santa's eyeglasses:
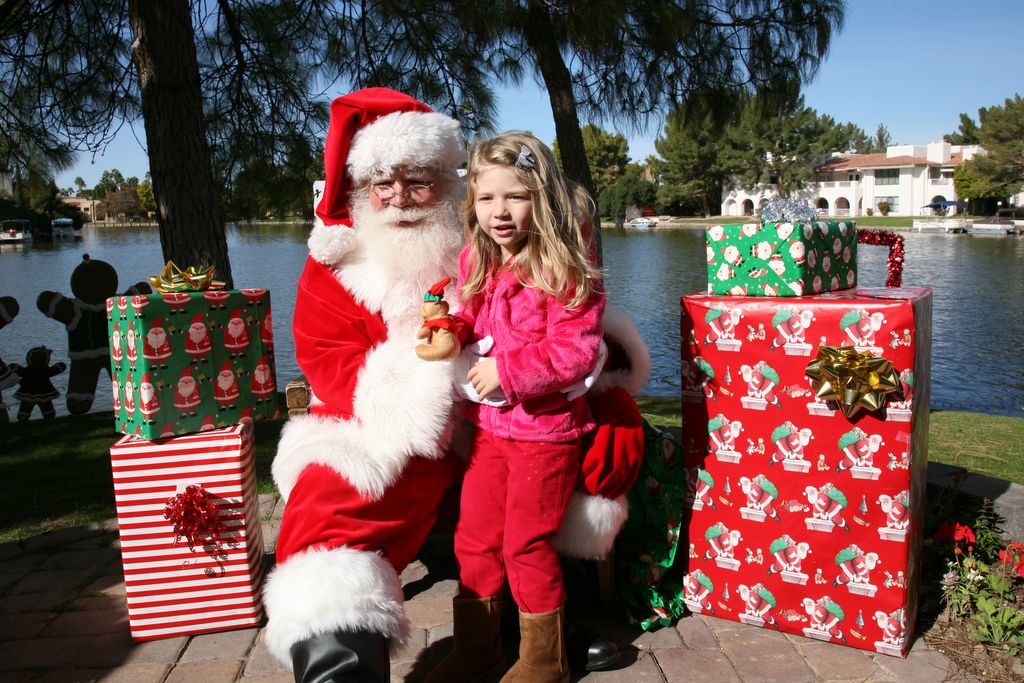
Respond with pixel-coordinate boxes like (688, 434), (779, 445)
(371, 178), (435, 203)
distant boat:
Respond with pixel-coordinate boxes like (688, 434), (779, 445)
(967, 218), (1019, 236)
(50, 217), (76, 238)
(629, 216), (657, 230)
(0, 219), (32, 244)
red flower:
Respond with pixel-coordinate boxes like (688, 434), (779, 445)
(954, 524), (976, 544)
(935, 522), (976, 545)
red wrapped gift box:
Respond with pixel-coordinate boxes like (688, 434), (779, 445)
(109, 422), (265, 641)
(679, 286), (931, 656)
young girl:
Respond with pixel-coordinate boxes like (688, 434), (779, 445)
(426, 132), (605, 683)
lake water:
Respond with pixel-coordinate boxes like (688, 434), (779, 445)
(1, 224), (1021, 418)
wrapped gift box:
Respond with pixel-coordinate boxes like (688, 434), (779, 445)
(706, 221), (857, 296)
(106, 288), (279, 439)
(679, 286), (931, 656)
(109, 422), (265, 641)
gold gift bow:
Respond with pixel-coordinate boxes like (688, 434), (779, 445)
(148, 261), (225, 292)
(805, 346), (900, 418)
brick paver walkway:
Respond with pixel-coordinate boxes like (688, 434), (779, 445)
(0, 494), (973, 682)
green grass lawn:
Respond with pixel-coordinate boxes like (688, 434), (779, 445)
(2, 401), (1021, 544)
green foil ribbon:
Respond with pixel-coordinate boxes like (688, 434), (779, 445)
(805, 345), (900, 418)
(149, 261), (225, 292)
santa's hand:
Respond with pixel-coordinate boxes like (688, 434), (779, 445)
(453, 336), (508, 406)
(563, 339), (609, 400)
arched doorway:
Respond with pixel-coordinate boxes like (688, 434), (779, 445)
(724, 199), (737, 216)
(930, 195), (948, 216)
(835, 197), (850, 217)
(816, 197), (829, 216)
(742, 199), (754, 216)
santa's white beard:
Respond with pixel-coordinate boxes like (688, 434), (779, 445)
(342, 195), (463, 329)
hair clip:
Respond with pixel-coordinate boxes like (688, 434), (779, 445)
(515, 146), (535, 170)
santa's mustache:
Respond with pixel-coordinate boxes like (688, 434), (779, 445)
(374, 205), (433, 225)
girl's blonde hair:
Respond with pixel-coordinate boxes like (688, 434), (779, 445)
(461, 132), (602, 309)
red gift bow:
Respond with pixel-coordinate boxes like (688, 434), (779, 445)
(163, 484), (226, 551)
(857, 230), (905, 288)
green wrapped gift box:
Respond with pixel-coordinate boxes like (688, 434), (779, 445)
(706, 221), (857, 296)
(106, 288), (279, 439)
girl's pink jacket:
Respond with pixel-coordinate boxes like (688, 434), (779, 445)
(455, 244), (606, 443)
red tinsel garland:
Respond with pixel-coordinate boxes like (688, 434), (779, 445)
(163, 484), (225, 551)
(857, 229), (905, 287)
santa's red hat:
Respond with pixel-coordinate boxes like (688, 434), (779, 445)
(229, 309), (242, 321)
(141, 373), (153, 385)
(309, 88), (465, 265)
(220, 361), (233, 373)
(151, 317), (165, 329)
(180, 367), (193, 379)
(191, 313), (204, 325)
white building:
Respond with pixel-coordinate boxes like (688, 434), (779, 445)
(721, 141), (983, 217)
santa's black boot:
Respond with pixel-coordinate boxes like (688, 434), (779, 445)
(289, 629), (389, 683)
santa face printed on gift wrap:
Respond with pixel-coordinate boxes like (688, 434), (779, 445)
(214, 362), (240, 408)
(223, 310), (250, 356)
(130, 294), (149, 317)
(185, 313), (212, 362)
(703, 522), (742, 562)
(769, 421), (813, 466)
(722, 245), (744, 268)
(738, 583), (777, 626)
(767, 534), (811, 578)
(835, 427), (884, 476)
(877, 490), (911, 531)
(683, 570), (715, 614)
(841, 309), (887, 349)
(174, 368), (201, 414)
(250, 356), (275, 400)
(110, 322), (123, 367)
(802, 596), (846, 643)
(739, 474), (780, 522)
(142, 318), (172, 366)
(123, 373), (136, 419)
(125, 321), (138, 369)
(788, 240), (805, 265)
(804, 482), (850, 532)
(750, 241), (774, 260)
(708, 414), (742, 457)
(111, 378), (121, 412)
(704, 306), (743, 346)
(833, 544), (880, 593)
(138, 373), (159, 423)
(873, 608), (906, 647)
(739, 361), (780, 409)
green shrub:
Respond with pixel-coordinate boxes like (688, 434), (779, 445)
(877, 201), (891, 216)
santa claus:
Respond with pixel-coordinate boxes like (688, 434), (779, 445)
(184, 313), (212, 362)
(141, 317), (172, 367)
(173, 367), (201, 416)
(137, 372), (160, 423)
(249, 355), (275, 402)
(263, 88), (647, 681)
(213, 361), (239, 409)
(222, 309), (250, 356)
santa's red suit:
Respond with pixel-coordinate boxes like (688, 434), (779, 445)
(263, 89), (469, 667)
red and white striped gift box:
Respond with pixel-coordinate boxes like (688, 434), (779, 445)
(109, 422), (265, 641)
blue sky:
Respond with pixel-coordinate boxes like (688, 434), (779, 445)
(57, 0), (1023, 189)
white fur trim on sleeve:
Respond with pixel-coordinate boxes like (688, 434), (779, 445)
(272, 336), (456, 501)
(308, 222), (358, 265)
(552, 492), (629, 560)
(262, 545), (410, 664)
(594, 304), (651, 396)
(347, 111), (465, 182)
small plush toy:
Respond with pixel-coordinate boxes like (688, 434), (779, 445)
(36, 254), (151, 414)
(11, 346), (66, 421)
(0, 296), (21, 424)
(415, 277), (464, 361)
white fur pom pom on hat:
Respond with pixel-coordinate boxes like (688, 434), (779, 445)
(347, 111), (465, 182)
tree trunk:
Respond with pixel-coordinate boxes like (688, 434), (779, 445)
(128, 0), (233, 288)
(521, 1), (602, 262)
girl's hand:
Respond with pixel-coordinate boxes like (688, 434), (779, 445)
(467, 358), (501, 399)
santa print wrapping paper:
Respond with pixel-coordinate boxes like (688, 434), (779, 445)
(707, 221), (857, 297)
(106, 288), (279, 439)
(109, 422), (265, 641)
(679, 286), (932, 657)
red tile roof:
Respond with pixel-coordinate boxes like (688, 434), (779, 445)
(816, 152), (966, 172)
